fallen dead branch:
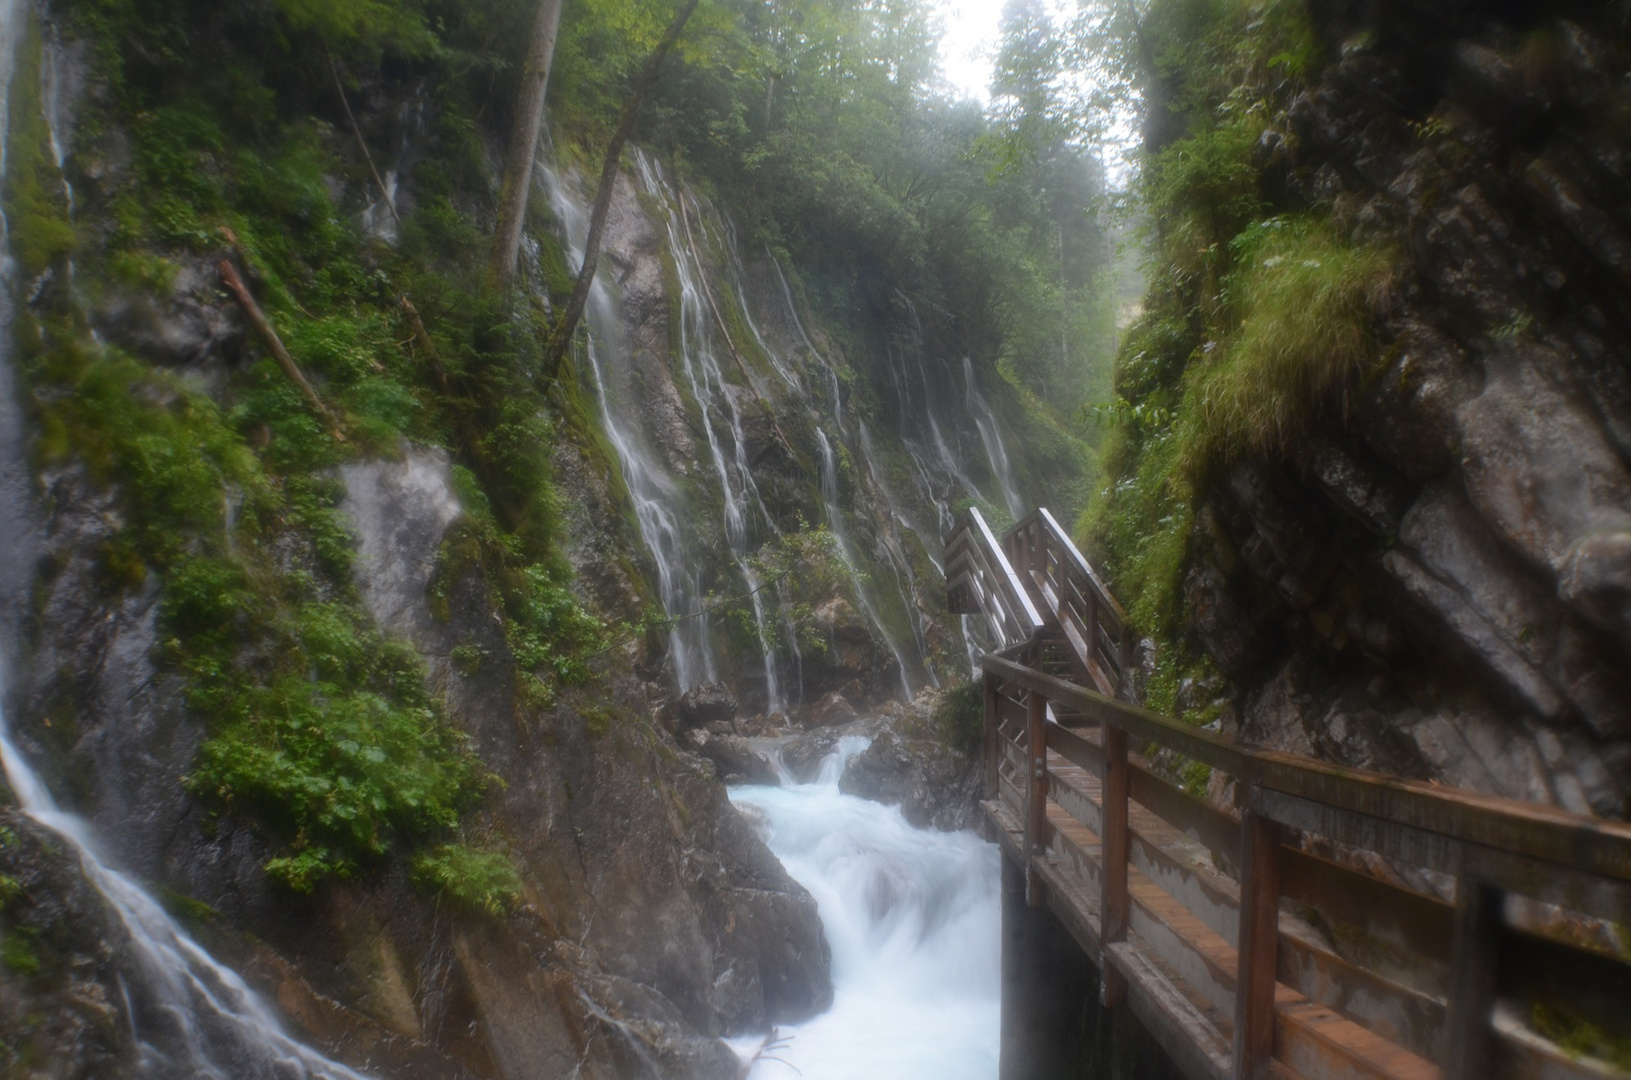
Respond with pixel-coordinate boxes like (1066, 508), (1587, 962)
(218, 259), (344, 441)
(399, 294), (449, 390)
(734, 1028), (797, 1079)
(328, 49), (399, 227)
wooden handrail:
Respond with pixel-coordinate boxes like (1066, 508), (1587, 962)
(946, 506), (1044, 647)
(949, 507), (1631, 1080)
(1001, 507), (1130, 694)
(982, 653), (1631, 900)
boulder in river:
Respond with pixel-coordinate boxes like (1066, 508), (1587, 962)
(838, 730), (982, 831)
(683, 729), (780, 786)
(805, 691), (857, 728)
(676, 682), (737, 731)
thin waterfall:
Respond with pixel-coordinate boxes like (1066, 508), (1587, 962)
(632, 152), (785, 713)
(0, 695), (371, 1079)
(854, 424), (939, 684)
(360, 87), (425, 242)
(963, 356), (1024, 520)
(770, 254), (844, 424)
(816, 428), (914, 699)
(0, 8), (367, 1075)
(540, 162), (717, 688)
(721, 225), (801, 393)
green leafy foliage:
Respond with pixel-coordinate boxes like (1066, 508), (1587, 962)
(1079, 0), (1375, 655)
(12, 0), (624, 901)
(933, 679), (984, 755)
(412, 843), (523, 917)
(1175, 216), (1392, 473)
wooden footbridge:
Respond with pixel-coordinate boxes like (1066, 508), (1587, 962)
(946, 507), (1631, 1080)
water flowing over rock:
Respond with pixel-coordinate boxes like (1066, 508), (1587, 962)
(837, 730), (982, 832)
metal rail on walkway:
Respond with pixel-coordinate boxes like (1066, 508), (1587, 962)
(947, 506), (1631, 1080)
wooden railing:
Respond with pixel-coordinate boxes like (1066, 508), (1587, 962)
(949, 507), (1631, 1080)
(947, 507), (1045, 649)
(1003, 508), (1130, 695)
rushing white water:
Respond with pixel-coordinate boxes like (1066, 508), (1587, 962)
(729, 738), (1001, 1079)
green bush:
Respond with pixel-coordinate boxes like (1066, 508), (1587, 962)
(934, 680), (984, 756)
(412, 843), (523, 917)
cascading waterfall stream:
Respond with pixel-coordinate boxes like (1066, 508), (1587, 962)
(0, 695), (371, 1080)
(730, 738), (1000, 1079)
(963, 356), (1025, 521)
(816, 428), (916, 699)
(634, 152), (785, 713)
(540, 161), (718, 688)
(0, 7), (368, 1076)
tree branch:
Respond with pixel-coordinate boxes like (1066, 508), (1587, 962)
(328, 49), (399, 226)
(219, 260), (344, 441)
(542, 0), (702, 383)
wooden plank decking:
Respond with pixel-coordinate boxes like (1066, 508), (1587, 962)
(948, 507), (1631, 1080)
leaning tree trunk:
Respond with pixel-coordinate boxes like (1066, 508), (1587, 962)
(543, 0), (702, 382)
(489, 0), (565, 287)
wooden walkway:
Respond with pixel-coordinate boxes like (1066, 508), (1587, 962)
(946, 507), (1631, 1080)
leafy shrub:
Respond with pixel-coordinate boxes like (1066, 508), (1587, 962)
(412, 844), (523, 917)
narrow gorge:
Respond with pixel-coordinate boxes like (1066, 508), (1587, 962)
(2, 0), (1629, 1077)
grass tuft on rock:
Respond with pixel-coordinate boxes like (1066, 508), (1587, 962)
(1175, 216), (1393, 477)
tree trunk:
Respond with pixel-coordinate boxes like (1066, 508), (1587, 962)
(543, 0), (702, 383)
(489, 0), (565, 287)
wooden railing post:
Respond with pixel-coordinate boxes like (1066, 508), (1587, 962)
(1446, 877), (1502, 1080)
(983, 672), (1000, 800)
(1233, 802), (1282, 1080)
(1025, 688), (1048, 907)
(1100, 721), (1130, 1007)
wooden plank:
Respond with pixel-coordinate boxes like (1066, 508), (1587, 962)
(1249, 751), (1631, 888)
(1105, 939), (1234, 1080)
(1047, 740), (1454, 1060)
(1102, 722), (1131, 1006)
(1280, 847), (1452, 994)
(1048, 721), (1104, 777)
(1046, 793), (1448, 1080)
(1236, 808), (1284, 1080)
(983, 672), (1000, 800)
(983, 655), (1248, 775)
(1256, 788), (1631, 923)
(1130, 761), (1241, 880)
(1446, 880), (1501, 1080)
(1026, 689), (1049, 907)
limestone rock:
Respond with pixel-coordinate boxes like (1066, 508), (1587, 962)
(837, 731), (982, 832)
(684, 729), (780, 787)
(677, 682), (738, 731)
(805, 691), (857, 728)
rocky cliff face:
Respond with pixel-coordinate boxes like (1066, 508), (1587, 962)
(1167, 2), (1631, 829)
(4, 442), (834, 1077)
(0, 0), (1060, 1072)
